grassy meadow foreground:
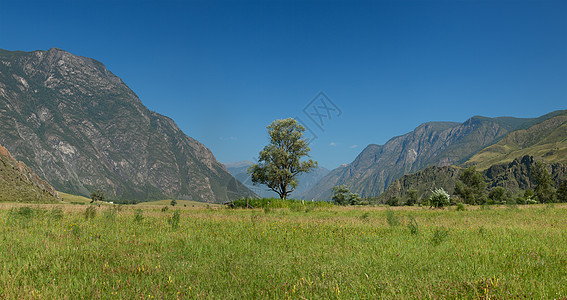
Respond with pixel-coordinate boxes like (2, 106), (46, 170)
(0, 203), (566, 299)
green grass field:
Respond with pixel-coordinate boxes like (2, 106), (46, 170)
(0, 203), (566, 298)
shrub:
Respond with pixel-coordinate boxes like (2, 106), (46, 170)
(168, 209), (180, 229)
(456, 203), (466, 211)
(385, 196), (400, 206)
(16, 206), (35, 218)
(556, 180), (567, 203)
(332, 185), (360, 205)
(405, 189), (418, 206)
(170, 199), (177, 207)
(428, 188), (451, 208)
(161, 206), (169, 212)
(488, 187), (509, 204)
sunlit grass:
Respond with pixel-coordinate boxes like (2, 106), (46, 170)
(0, 204), (565, 298)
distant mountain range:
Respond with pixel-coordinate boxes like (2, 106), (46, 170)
(0, 48), (255, 202)
(225, 161), (329, 199)
(303, 110), (567, 200)
(0, 143), (59, 202)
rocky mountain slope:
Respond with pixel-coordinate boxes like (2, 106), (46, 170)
(379, 155), (567, 203)
(225, 161), (329, 198)
(464, 111), (567, 169)
(0, 143), (60, 202)
(0, 48), (255, 202)
(303, 111), (564, 200)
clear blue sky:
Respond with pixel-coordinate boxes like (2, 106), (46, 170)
(1, 0), (566, 169)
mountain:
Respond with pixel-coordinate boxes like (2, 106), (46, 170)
(0, 143), (60, 202)
(303, 112), (562, 200)
(379, 155), (567, 203)
(464, 111), (567, 170)
(225, 161), (329, 199)
(0, 48), (255, 202)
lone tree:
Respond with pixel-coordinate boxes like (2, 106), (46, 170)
(248, 118), (317, 199)
(90, 190), (105, 204)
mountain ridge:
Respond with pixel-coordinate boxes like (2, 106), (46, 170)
(0, 48), (255, 202)
(303, 110), (565, 200)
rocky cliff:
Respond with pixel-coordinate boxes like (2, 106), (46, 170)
(0, 48), (255, 202)
(303, 112), (563, 200)
(379, 155), (567, 203)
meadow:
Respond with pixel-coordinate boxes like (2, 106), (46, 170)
(0, 202), (566, 299)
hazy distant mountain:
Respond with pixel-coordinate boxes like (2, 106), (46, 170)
(0, 48), (255, 202)
(303, 111), (564, 200)
(0, 143), (60, 203)
(225, 161), (329, 199)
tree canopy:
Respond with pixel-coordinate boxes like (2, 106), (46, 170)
(248, 118), (317, 199)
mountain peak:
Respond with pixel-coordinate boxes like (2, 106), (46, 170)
(0, 48), (255, 202)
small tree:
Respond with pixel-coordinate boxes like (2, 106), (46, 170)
(533, 162), (556, 203)
(90, 190), (105, 204)
(455, 166), (487, 204)
(557, 180), (567, 203)
(385, 196), (400, 206)
(488, 187), (509, 204)
(428, 188), (450, 208)
(332, 185), (360, 205)
(405, 189), (418, 206)
(249, 118), (317, 199)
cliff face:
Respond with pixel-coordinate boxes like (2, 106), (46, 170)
(0, 48), (255, 202)
(303, 117), (530, 200)
(0, 143), (60, 202)
(379, 155), (567, 203)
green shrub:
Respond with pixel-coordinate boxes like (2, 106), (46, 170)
(168, 209), (180, 229)
(161, 206), (169, 212)
(405, 189), (418, 206)
(332, 185), (360, 205)
(456, 203), (466, 211)
(385, 196), (400, 206)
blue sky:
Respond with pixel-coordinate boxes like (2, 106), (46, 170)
(1, 0), (566, 169)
